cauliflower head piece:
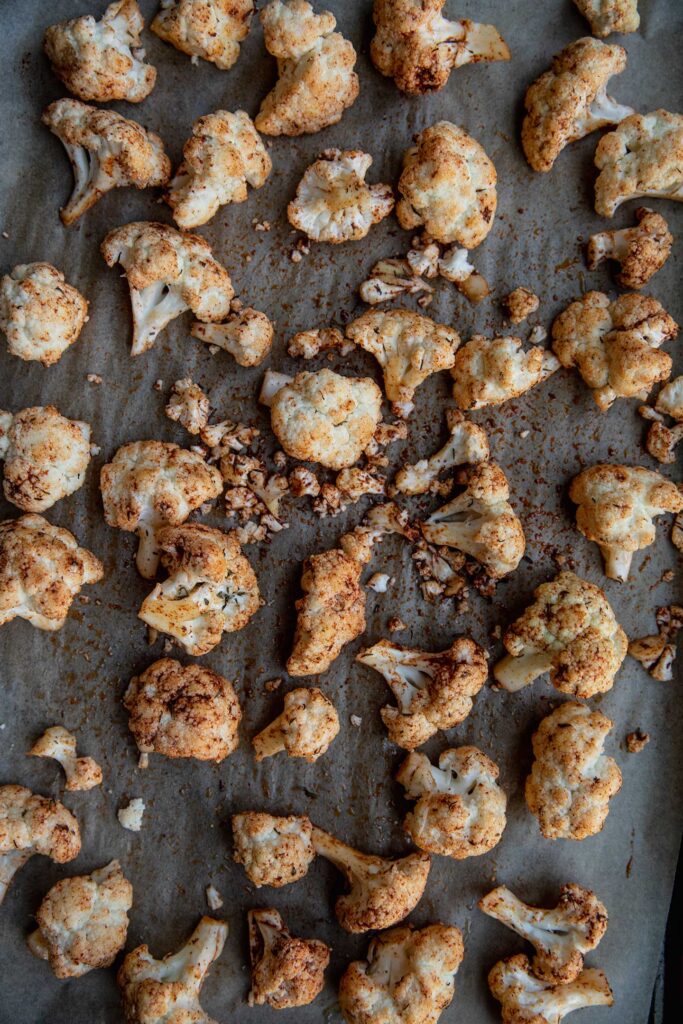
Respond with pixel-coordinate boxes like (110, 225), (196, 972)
(248, 907), (329, 1008)
(594, 109), (683, 216)
(586, 207), (673, 289)
(0, 262), (89, 366)
(451, 334), (560, 411)
(29, 725), (102, 792)
(151, 0), (254, 69)
(574, 0), (640, 37)
(192, 307), (273, 366)
(253, 687), (339, 762)
(489, 954), (613, 1024)
(232, 812), (315, 887)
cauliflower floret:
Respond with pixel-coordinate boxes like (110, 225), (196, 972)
(569, 463), (683, 580)
(0, 262), (89, 366)
(628, 604), (683, 682)
(117, 798), (145, 832)
(124, 658), (241, 761)
(0, 785), (80, 905)
(371, 0), (509, 94)
(311, 826), (431, 933)
(339, 922), (464, 1024)
(139, 523), (260, 656)
(0, 405), (91, 512)
(192, 307), (274, 366)
(412, 540), (467, 604)
(232, 812), (315, 887)
(248, 907), (330, 1008)
(644, 420), (683, 464)
(526, 702), (622, 840)
(358, 256), (435, 306)
(421, 462), (526, 579)
(166, 110), (271, 229)
(587, 207), (672, 288)
(28, 726), (102, 791)
(394, 409), (489, 496)
(655, 376), (683, 421)
(117, 916), (227, 1024)
(255, 0), (359, 136)
(346, 308), (459, 417)
(253, 687), (339, 762)
(479, 884), (608, 985)
(522, 38), (634, 173)
(0, 514), (102, 631)
(594, 110), (683, 216)
(437, 246), (491, 302)
(165, 379), (210, 436)
(489, 954), (613, 1024)
(42, 99), (171, 226)
(504, 288), (540, 325)
(101, 221), (234, 355)
(44, 0), (157, 103)
(451, 335), (560, 411)
(287, 149), (393, 243)
(287, 325), (352, 359)
(642, 380), (683, 463)
(28, 861), (132, 978)
(151, 0), (254, 69)
(574, 0), (640, 36)
(396, 121), (497, 247)
(493, 571), (627, 699)
(270, 369), (382, 470)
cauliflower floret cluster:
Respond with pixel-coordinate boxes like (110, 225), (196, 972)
(594, 110), (683, 216)
(29, 726), (102, 791)
(574, 0), (640, 36)
(628, 604), (683, 682)
(253, 687), (339, 762)
(44, 0), (157, 103)
(489, 954), (613, 1024)
(193, 307), (274, 366)
(451, 334), (560, 410)
(0, 262), (89, 366)
(248, 907), (329, 1008)
(152, 0), (254, 69)
(394, 409), (489, 496)
(255, 0), (359, 136)
(587, 207), (672, 288)
(232, 812), (315, 887)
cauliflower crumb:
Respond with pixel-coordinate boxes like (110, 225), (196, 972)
(628, 605), (682, 681)
(28, 726), (102, 792)
(368, 572), (391, 593)
(287, 325), (352, 359)
(587, 207), (672, 289)
(192, 308), (274, 367)
(574, 0), (640, 37)
(205, 884), (223, 911)
(412, 540), (467, 605)
(350, 714), (362, 727)
(165, 379), (210, 436)
(1, 262), (89, 366)
(152, 0), (254, 70)
(626, 729), (649, 753)
(117, 798), (145, 832)
(504, 287), (540, 325)
(594, 110), (683, 216)
(387, 616), (407, 632)
(87, 373), (102, 384)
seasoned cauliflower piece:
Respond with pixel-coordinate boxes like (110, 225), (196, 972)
(397, 121), (497, 247)
(125, 658), (241, 761)
(232, 812), (315, 887)
(438, 246), (490, 302)
(28, 861), (131, 978)
(270, 369), (382, 470)
(118, 799), (145, 832)
(346, 308), (459, 417)
(394, 409), (489, 496)
(594, 110), (683, 216)
(479, 884), (608, 985)
(42, 99), (170, 226)
(139, 523), (260, 656)
(44, 0), (157, 103)
(642, 378), (683, 464)
(118, 916), (227, 1024)
(0, 785), (80, 905)
(359, 256), (435, 306)
(628, 605), (683, 682)
(165, 378), (210, 436)
(29, 726), (102, 791)
(192, 307), (273, 366)
(371, 0), (509, 94)
(569, 463), (683, 580)
(0, 515), (102, 631)
(288, 149), (393, 243)
(522, 38), (633, 173)
(253, 687), (339, 762)
(489, 955), (613, 1024)
(151, 0), (254, 69)
(504, 288), (540, 325)
(0, 405), (91, 513)
(493, 571), (627, 699)
(0, 262), (88, 366)
(311, 826), (430, 933)
(101, 221), (234, 355)
(339, 923), (464, 1024)
(451, 335), (560, 410)
(574, 0), (640, 36)
(288, 325), (352, 359)
(248, 907), (329, 1008)
(655, 376), (683, 421)
(255, 0), (359, 136)
(587, 207), (672, 288)
(166, 110), (271, 229)
(526, 702), (622, 840)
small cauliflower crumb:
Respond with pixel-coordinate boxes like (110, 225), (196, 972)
(388, 616), (407, 632)
(368, 572), (391, 593)
(625, 730), (649, 753)
(504, 287), (540, 325)
(117, 798), (145, 832)
(205, 884), (223, 910)
(165, 379), (210, 436)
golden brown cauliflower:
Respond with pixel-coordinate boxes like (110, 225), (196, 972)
(28, 726), (102, 791)
(489, 954), (613, 1024)
(586, 207), (673, 288)
(192, 307), (274, 366)
(641, 377), (683, 464)
(44, 0), (157, 103)
(151, 0), (254, 69)
(504, 287), (540, 325)
(522, 37), (634, 173)
(248, 907), (329, 1008)
(28, 860), (132, 978)
(0, 515), (102, 632)
(253, 687), (339, 762)
(255, 0), (359, 137)
(451, 334), (560, 410)
(232, 812), (315, 887)
(124, 658), (241, 761)
(0, 262), (89, 366)
(164, 378), (210, 436)
(574, 0), (640, 36)
(394, 409), (489, 497)
(569, 463), (683, 580)
(628, 604), (683, 682)
(594, 110), (683, 216)
(525, 702), (622, 840)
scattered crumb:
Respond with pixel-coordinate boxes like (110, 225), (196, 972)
(254, 221), (271, 232)
(661, 569), (674, 583)
(265, 677), (282, 692)
(528, 325), (548, 345)
(368, 573), (391, 593)
(138, 753), (149, 770)
(626, 731), (650, 754)
(230, 298), (243, 312)
(206, 884), (223, 910)
(1, 231), (9, 239)
(504, 287), (540, 324)
(86, 373), (102, 385)
(89, 444), (101, 456)
(350, 715), (362, 727)
(490, 624), (502, 640)
(290, 250), (303, 263)
(388, 616), (407, 632)
(147, 627), (158, 645)
(153, 379), (163, 391)
(118, 798), (145, 832)
(519, 430), (530, 439)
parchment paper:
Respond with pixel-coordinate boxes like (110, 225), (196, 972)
(1, 1), (682, 1022)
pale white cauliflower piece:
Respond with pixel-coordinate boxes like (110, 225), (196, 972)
(165, 379), (210, 436)
(586, 207), (672, 288)
(117, 798), (145, 832)
(394, 409), (489, 496)
(248, 907), (330, 1009)
(628, 605), (683, 682)
(253, 687), (339, 762)
(152, 0), (254, 69)
(101, 221), (234, 355)
(489, 955), (613, 1023)
(574, 0), (640, 36)
(28, 726), (102, 791)
(594, 110), (683, 216)
(437, 246), (490, 302)
(451, 334), (560, 410)
(655, 376), (683, 421)
(0, 262), (89, 366)
(232, 812), (315, 887)
(44, 0), (157, 103)
(192, 307), (273, 366)
(0, 785), (80, 905)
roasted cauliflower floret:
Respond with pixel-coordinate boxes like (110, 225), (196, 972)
(394, 409), (489, 496)
(44, 0), (157, 103)
(253, 687), (339, 762)
(569, 463), (683, 580)
(311, 825), (431, 933)
(437, 246), (490, 302)
(451, 334), (560, 410)
(248, 907), (329, 1009)
(339, 922), (464, 1024)
(504, 287), (540, 325)
(628, 604), (683, 682)
(288, 325), (352, 359)
(0, 785), (80, 905)
(641, 379), (683, 464)
(0, 514), (102, 631)
(371, 0), (509, 95)
(232, 812), (315, 887)
(125, 658), (241, 762)
(522, 38), (633, 173)
(151, 0), (254, 69)
(493, 571), (627, 699)
(118, 916), (227, 1024)
(101, 221), (234, 355)
(29, 726), (102, 791)
(396, 121), (497, 247)
(574, 0), (640, 36)
(489, 954), (613, 1024)
(346, 308), (459, 417)
(479, 883), (608, 985)
(165, 378), (210, 436)
(0, 262), (88, 366)
(28, 861), (131, 978)
(255, 0), (359, 136)
(526, 702), (622, 840)
(594, 110), (683, 216)
(0, 405), (91, 513)
(192, 307), (273, 367)
(586, 207), (672, 288)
